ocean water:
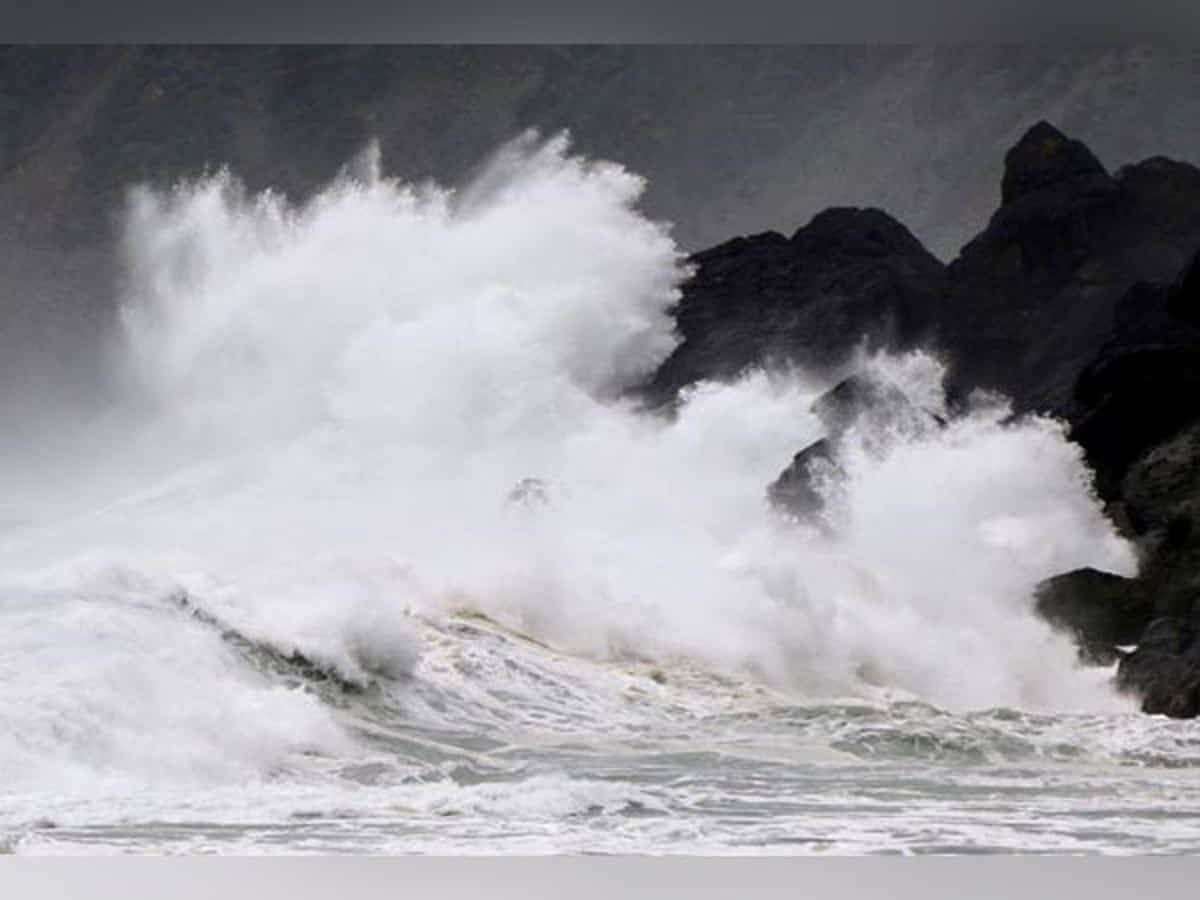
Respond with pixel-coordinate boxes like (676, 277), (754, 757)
(1, 134), (1197, 855)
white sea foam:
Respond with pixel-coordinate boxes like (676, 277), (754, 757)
(0, 132), (1143, 793)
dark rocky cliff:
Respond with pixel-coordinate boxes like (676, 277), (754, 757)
(646, 120), (1200, 716)
(641, 208), (946, 408)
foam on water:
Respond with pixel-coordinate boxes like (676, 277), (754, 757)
(0, 132), (1149, 810)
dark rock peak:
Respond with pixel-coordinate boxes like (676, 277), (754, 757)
(790, 207), (935, 262)
(687, 210), (936, 273)
(1000, 120), (1112, 206)
(640, 204), (947, 409)
(1116, 155), (1200, 192)
(690, 230), (790, 264)
(936, 122), (1200, 418)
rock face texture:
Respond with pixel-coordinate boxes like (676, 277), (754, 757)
(649, 121), (1200, 420)
(1069, 259), (1200, 500)
(1034, 568), (1153, 664)
(1116, 618), (1200, 719)
(641, 208), (947, 409)
(646, 120), (1200, 716)
(1051, 250), (1200, 716)
(936, 122), (1200, 417)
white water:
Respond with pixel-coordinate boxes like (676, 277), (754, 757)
(2, 133), (1182, 854)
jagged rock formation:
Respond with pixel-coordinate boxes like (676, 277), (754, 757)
(646, 120), (1200, 716)
(642, 208), (946, 409)
(1069, 251), (1200, 500)
(1048, 247), (1200, 714)
(936, 122), (1200, 417)
(649, 121), (1200, 420)
(1116, 618), (1200, 718)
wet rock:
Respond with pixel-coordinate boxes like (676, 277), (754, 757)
(811, 373), (916, 435)
(1113, 422), (1200, 621)
(768, 437), (837, 521)
(1070, 347), (1200, 501)
(1120, 421), (1200, 541)
(1068, 253), (1200, 499)
(767, 372), (944, 521)
(1116, 617), (1200, 718)
(1033, 567), (1153, 664)
(1039, 245), (1200, 718)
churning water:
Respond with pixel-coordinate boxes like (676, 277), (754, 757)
(1, 134), (1198, 854)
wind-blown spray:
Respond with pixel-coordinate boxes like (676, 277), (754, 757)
(0, 133), (1138, 796)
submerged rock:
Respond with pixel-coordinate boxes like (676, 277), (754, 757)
(506, 477), (551, 509)
(768, 437), (837, 522)
(767, 372), (944, 522)
(811, 372), (918, 435)
(171, 592), (374, 693)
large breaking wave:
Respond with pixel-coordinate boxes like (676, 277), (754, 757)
(0, 133), (1139, 790)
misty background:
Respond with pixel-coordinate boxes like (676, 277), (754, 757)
(2, 45), (1199, 416)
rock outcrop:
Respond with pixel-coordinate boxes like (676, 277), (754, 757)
(1032, 247), (1200, 715)
(767, 372), (944, 524)
(1034, 568), (1152, 664)
(642, 208), (947, 409)
(936, 122), (1200, 417)
(940, 136), (1200, 715)
(1067, 252), (1200, 500)
(1116, 618), (1200, 718)
(647, 120), (1200, 715)
(768, 438), (838, 523)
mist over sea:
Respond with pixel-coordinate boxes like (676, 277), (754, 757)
(2, 133), (1199, 855)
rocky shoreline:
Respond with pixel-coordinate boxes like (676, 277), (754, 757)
(644, 121), (1200, 717)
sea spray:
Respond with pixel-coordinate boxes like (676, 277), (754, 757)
(0, 132), (1140, 791)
